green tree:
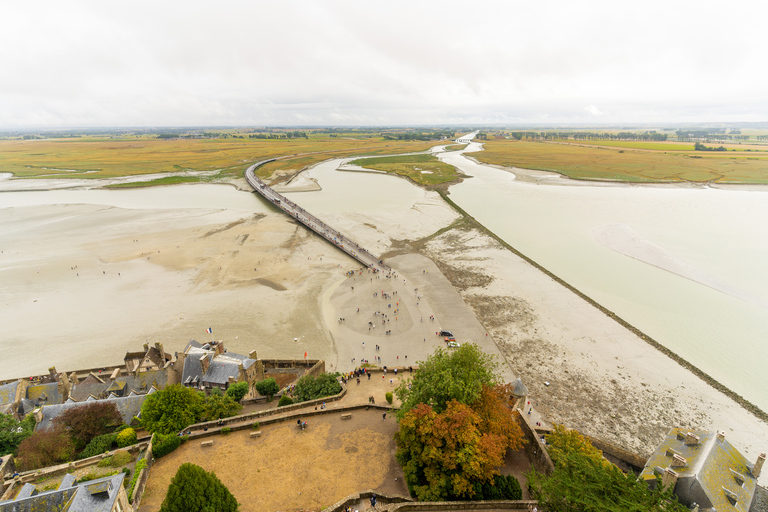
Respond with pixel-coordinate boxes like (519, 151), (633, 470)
(116, 427), (137, 448)
(253, 378), (279, 400)
(225, 381), (249, 402)
(293, 373), (341, 402)
(203, 388), (242, 421)
(159, 463), (239, 512)
(527, 426), (688, 512)
(56, 401), (122, 449)
(0, 413), (34, 455)
(395, 343), (499, 418)
(140, 385), (205, 435)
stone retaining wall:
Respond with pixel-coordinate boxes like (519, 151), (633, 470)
(514, 409), (553, 475)
(130, 435), (155, 511)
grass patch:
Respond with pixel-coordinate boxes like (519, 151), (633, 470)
(472, 139), (768, 184)
(0, 137), (437, 182)
(349, 153), (461, 186)
(105, 175), (208, 188)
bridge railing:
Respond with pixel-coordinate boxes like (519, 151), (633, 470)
(245, 160), (389, 272)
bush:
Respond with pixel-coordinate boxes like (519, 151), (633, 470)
(57, 401), (122, 450)
(153, 433), (183, 459)
(159, 463), (239, 512)
(127, 458), (148, 503)
(116, 427), (137, 448)
(16, 429), (76, 471)
(78, 433), (117, 460)
(251, 422), (260, 430)
(293, 373), (342, 402)
(471, 474), (522, 500)
(225, 381), (249, 402)
(385, 392), (393, 404)
(254, 378), (280, 400)
(140, 384), (205, 435)
(220, 427), (231, 435)
(278, 395), (293, 407)
(98, 449), (133, 467)
(78, 470), (118, 483)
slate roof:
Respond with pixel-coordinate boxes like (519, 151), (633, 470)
(181, 340), (255, 387)
(0, 382), (18, 406)
(641, 429), (760, 512)
(17, 399), (35, 417)
(0, 473), (125, 512)
(25, 383), (62, 407)
(35, 388), (155, 432)
(511, 378), (528, 397)
(69, 370), (166, 402)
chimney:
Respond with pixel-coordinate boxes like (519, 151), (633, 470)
(155, 343), (166, 361)
(48, 367), (57, 379)
(214, 342), (225, 355)
(684, 432), (700, 445)
(68, 372), (79, 386)
(143, 343), (149, 352)
(753, 453), (766, 479)
(717, 431), (726, 443)
(662, 468), (679, 490)
(199, 353), (211, 376)
(671, 454), (687, 468)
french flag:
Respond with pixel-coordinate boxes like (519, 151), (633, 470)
(206, 327), (212, 334)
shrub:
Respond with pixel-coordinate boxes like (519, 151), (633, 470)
(385, 392), (393, 404)
(78, 433), (117, 460)
(159, 463), (239, 512)
(122, 467), (131, 478)
(127, 458), (148, 503)
(293, 373), (342, 402)
(225, 381), (249, 402)
(0, 413), (34, 455)
(56, 401), (122, 450)
(251, 422), (260, 430)
(97, 449), (132, 467)
(78, 470), (118, 483)
(16, 429), (76, 471)
(471, 474), (522, 500)
(220, 427), (231, 435)
(116, 427), (137, 448)
(254, 378), (279, 400)
(153, 433), (183, 459)
(278, 395), (293, 407)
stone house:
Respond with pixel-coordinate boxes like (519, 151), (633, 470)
(123, 343), (172, 375)
(178, 340), (263, 392)
(641, 428), (767, 511)
(0, 472), (129, 512)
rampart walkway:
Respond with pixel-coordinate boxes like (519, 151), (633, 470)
(245, 159), (389, 272)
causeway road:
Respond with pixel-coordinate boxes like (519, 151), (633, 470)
(245, 160), (388, 272)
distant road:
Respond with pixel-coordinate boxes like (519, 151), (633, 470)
(245, 160), (389, 272)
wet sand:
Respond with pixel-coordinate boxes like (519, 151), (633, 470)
(2, 175), (767, 484)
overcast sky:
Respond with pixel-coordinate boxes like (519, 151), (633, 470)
(1, 0), (766, 128)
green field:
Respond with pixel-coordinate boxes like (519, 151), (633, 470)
(349, 153), (461, 186)
(0, 136), (438, 183)
(472, 139), (768, 184)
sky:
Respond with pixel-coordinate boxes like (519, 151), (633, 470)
(1, 0), (766, 128)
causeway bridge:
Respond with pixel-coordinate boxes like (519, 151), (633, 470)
(245, 160), (388, 272)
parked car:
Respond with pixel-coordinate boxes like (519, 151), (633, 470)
(439, 330), (453, 337)
(444, 337), (456, 342)
(447, 341), (460, 348)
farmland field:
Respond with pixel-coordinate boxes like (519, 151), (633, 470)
(0, 136), (437, 182)
(472, 139), (768, 184)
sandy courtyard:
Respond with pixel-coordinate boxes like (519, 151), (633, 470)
(138, 408), (408, 512)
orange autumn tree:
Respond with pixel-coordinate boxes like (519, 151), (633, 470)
(395, 385), (524, 501)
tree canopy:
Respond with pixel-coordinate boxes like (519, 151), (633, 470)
(202, 388), (242, 421)
(140, 385), (205, 435)
(56, 401), (122, 449)
(527, 425), (688, 512)
(293, 373), (341, 402)
(253, 378), (279, 400)
(0, 413), (34, 456)
(160, 463), (239, 512)
(395, 393), (523, 501)
(395, 343), (499, 418)
(225, 381), (249, 402)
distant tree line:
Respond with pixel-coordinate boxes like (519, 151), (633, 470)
(694, 142), (727, 151)
(507, 131), (668, 141)
(381, 129), (455, 141)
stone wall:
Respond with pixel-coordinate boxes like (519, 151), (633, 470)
(514, 409), (554, 475)
(130, 435), (155, 512)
